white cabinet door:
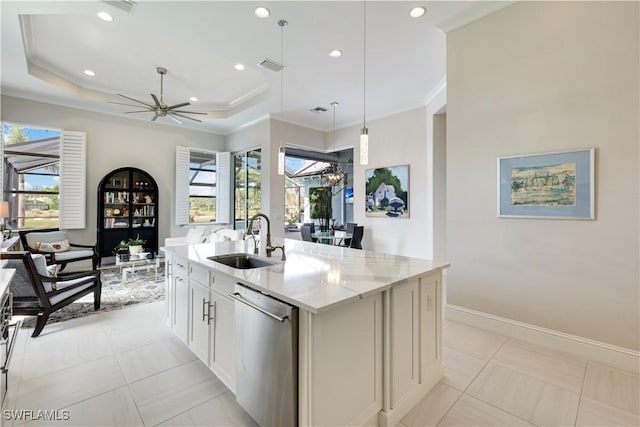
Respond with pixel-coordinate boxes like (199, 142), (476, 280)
(420, 275), (439, 372)
(209, 289), (236, 391)
(390, 279), (420, 408)
(189, 281), (211, 363)
(164, 252), (174, 326)
(173, 274), (189, 344)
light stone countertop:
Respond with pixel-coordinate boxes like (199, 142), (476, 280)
(0, 268), (16, 298)
(163, 239), (449, 314)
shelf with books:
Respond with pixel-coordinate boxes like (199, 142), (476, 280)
(98, 167), (158, 258)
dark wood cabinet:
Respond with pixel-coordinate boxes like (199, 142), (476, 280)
(97, 167), (158, 258)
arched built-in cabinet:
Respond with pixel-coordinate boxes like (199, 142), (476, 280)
(97, 167), (158, 258)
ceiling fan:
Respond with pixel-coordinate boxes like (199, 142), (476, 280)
(111, 67), (207, 124)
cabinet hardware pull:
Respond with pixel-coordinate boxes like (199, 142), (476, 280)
(227, 292), (288, 322)
(208, 301), (215, 325)
(202, 298), (208, 322)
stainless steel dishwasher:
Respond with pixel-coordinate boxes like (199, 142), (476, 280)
(229, 283), (298, 427)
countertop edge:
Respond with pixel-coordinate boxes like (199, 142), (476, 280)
(162, 243), (450, 314)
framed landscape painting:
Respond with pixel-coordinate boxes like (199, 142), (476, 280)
(365, 165), (409, 218)
(497, 148), (595, 219)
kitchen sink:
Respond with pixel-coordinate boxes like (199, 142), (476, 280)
(207, 253), (277, 270)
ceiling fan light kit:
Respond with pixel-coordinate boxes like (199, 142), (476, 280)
(112, 66), (207, 124)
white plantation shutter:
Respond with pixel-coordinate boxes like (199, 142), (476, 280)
(175, 146), (190, 225)
(0, 125), (4, 201)
(59, 131), (86, 229)
(216, 152), (231, 224)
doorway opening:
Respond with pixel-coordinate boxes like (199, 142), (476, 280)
(282, 147), (353, 239)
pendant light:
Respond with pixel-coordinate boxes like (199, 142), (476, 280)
(277, 19), (288, 176)
(359, 0), (369, 165)
(327, 102), (342, 186)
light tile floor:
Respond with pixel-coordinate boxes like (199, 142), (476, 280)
(399, 320), (640, 427)
(4, 304), (639, 427)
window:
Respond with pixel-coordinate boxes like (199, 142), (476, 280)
(234, 150), (261, 231)
(189, 150), (217, 223)
(175, 147), (231, 225)
(285, 177), (303, 228)
(2, 123), (61, 229)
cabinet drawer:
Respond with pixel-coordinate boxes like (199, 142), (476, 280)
(173, 257), (188, 277)
(189, 263), (210, 286)
(211, 274), (235, 295)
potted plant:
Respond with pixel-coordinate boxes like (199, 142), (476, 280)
(114, 234), (146, 255)
(126, 234), (146, 255)
(114, 240), (130, 255)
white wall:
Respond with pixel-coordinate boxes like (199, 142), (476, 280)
(333, 107), (431, 258)
(447, 1), (639, 350)
(1, 95), (224, 247)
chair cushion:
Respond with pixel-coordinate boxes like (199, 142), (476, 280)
(30, 254), (56, 291)
(35, 240), (70, 253)
(53, 249), (94, 261)
(49, 282), (95, 305)
(25, 231), (67, 247)
(31, 254), (50, 277)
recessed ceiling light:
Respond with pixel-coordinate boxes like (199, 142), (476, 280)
(409, 6), (426, 18)
(234, 64), (245, 71)
(190, 97), (198, 102)
(84, 70), (96, 76)
(97, 11), (114, 22)
(329, 50), (343, 58)
(254, 6), (270, 18)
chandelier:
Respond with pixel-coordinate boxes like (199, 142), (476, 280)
(326, 167), (342, 186)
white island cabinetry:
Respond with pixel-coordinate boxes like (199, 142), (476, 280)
(162, 240), (448, 427)
(189, 261), (238, 391)
(171, 255), (189, 344)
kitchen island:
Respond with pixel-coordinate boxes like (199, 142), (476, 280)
(163, 239), (449, 427)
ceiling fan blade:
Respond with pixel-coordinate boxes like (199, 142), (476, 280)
(171, 112), (203, 123)
(124, 109), (154, 114)
(151, 114), (159, 122)
(172, 110), (207, 115)
(166, 102), (190, 110)
(167, 114), (183, 125)
(108, 101), (150, 108)
(117, 93), (155, 108)
(151, 93), (162, 108)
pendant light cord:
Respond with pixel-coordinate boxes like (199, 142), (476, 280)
(332, 102), (337, 151)
(362, 0), (367, 129)
(279, 20), (288, 148)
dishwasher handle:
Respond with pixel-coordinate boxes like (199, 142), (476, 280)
(227, 292), (288, 322)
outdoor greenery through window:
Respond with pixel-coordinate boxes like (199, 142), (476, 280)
(234, 150), (261, 232)
(189, 150), (216, 223)
(2, 123), (61, 229)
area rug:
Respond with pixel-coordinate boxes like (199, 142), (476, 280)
(21, 266), (165, 328)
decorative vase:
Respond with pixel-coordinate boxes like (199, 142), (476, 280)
(129, 245), (143, 255)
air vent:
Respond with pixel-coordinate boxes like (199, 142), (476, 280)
(102, 0), (137, 13)
(310, 106), (328, 113)
(258, 58), (285, 72)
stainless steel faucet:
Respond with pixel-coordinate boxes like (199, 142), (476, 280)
(247, 213), (286, 260)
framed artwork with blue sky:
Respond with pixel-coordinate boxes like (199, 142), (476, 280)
(497, 148), (595, 219)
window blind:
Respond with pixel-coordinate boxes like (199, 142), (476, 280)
(59, 131), (86, 229)
(175, 146), (190, 225)
(216, 151), (231, 224)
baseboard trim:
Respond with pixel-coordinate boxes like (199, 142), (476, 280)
(445, 304), (639, 374)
